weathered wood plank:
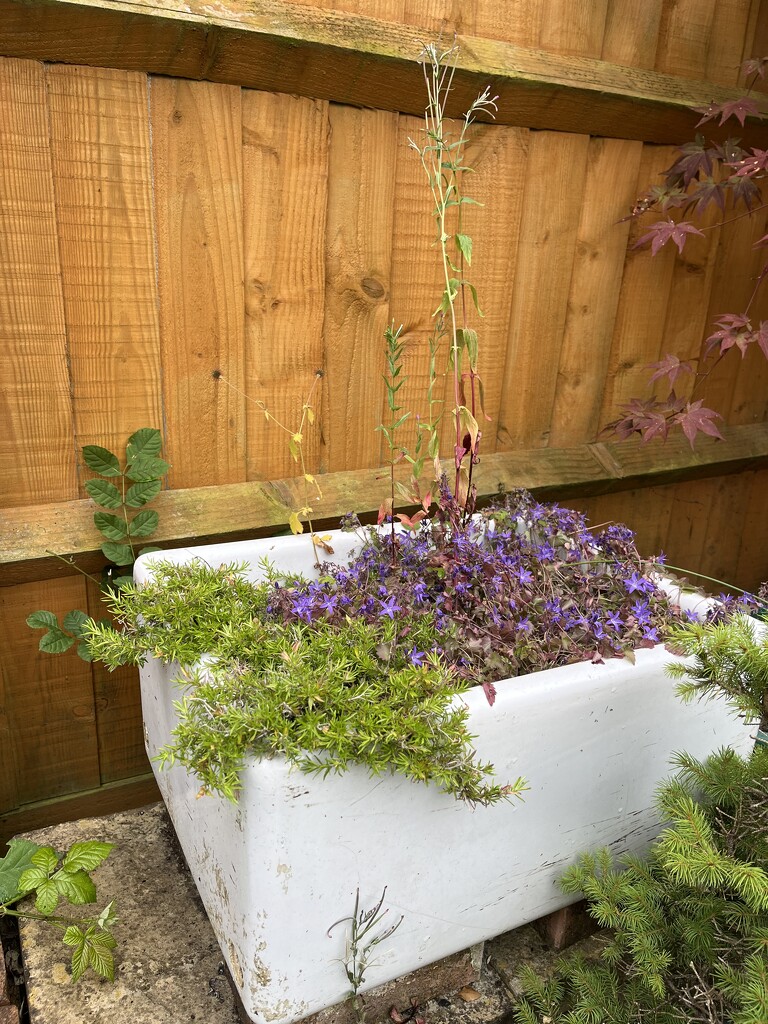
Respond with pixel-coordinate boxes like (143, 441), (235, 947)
(548, 137), (642, 447)
(601, 0), (662, 69)
(0, 57), (76, 508)
(4, 424), (768, 585)
(0, 578), (100, 804)
(0, 774), (159, 846)
(1, 0), (767, 145)
(497, 131), (590, 450)
(322, 105), (397, 472)
(242, 91), (329, 481)
(45, 64), (164, 469)
(151, 77), (246, 489)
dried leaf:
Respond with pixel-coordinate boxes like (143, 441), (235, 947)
(458, 986), (481, 1002)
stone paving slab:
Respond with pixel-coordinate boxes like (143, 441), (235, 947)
(16, 803), (597, 1024)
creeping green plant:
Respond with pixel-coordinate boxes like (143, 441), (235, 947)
(27, 428), (166, 660)
(0, 838), (117, 983)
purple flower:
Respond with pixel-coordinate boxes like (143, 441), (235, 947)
(378, 595), (402, 619)
(412, 582), (427, 604)
(624, 571), (654, 595)
(643, 626), (660, 642)
(409, 648), (425, 667)
(318, 593), (338, 615)
(631, 600), (652, 626)
(606, 610), (623, 632)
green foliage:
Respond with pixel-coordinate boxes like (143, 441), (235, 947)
(83, 560), (522, 805)
(513, 744), (768, 1024)
(666, 614), (768, 732)
(27, 428), (165, 661)
(0, 838), (117, 983)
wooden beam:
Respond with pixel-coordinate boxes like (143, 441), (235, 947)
(3, 424), (768, 586)
(2, 0), (767, 145)
(0, 773), (159, 846)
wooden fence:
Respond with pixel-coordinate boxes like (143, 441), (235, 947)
(2, 0), (768, 842)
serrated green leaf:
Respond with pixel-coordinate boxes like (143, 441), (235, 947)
(70, 939), (88, 982)
(97, 900), (117, 930)
(94, 512), (128, 542)
(31, 847), (58, 874)
(124, 479), (161, 508)
(0, 839), (41, 904)
(18, 866), (48, 892)
(84, 479), (122, 509)
(125, 456), (169, 482)
(77, 640), (94, 662)
(455, 232), (472, 266)
(101, 542), (134, 566)
(126, 428), (162, 463)
(39, 628), (76, 654)
(63, 842), (115, 873)
(128, 510), (158, 538)
(35, 878), (60, 915)
(55, 869), (97, 906)
(62, 925), (85, 948)
(82, 446), (121, 477)
(26, 610), (58, 630)
(86, 935), (115, 981)
(63, 610), (90, 637)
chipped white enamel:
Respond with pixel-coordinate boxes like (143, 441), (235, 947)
(136, 530), (754, 1024)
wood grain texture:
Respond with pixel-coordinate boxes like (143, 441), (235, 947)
(735, 469), (768, 588)
(2, 0), (768, 145)
(655, 0), (716, 80)
(708, 0), (757, 86)
(537, 0), (608, 59)
(46, 65), (164, 471)
(151, 77), (246, 489)
(242, 91), (329, 481)
(0, 577), (99, 809)
(497, 131), (590, 450)
(0, 57), (75, 508)
(601, 0), (663, 69)
(5, 424), (768, 585)
(86, 580), (147, 784)
(549, 138), (642, 447)
(598, 146), (678, 428)
(322, 106), (397, 472)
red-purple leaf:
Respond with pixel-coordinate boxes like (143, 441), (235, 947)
(742, 56), (768, 80)
(482, 681), (496, 707)
(675, 401), (724, 448)
(704, 314), (752, 356)
(732, 148), (768, 178)
(696, 96), (760, 127)
(663, 136), (715, 187)
(756, 321), (768, 361)
(634, 219), (704, 256)
(648, 354), (695, 387)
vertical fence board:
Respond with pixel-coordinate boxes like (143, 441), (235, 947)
(462, 124), (529, 454)
(538, 0), (609, 58)
(151, 78), (246, 489)
(599, 146), (678, 428)
(323, 106), (397, 473)
(735, 470), (768, 588)
(549, 138), (642, 447)
(0, 578), (99, 806)
(497, 132), (590, 450)
(708, 0), (756, 86)
(86, 581), (146, 785)
(601, 0), (663, 68)
(46, 65), (163, 471)
(242, 92), (329, 482)
(699, 473), (753, 584)
(0, 57), (75, 508)
(655, 0), (716, 80)
(473, 1), (542, 46)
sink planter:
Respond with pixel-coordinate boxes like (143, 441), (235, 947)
(135, 528), (755, 1024)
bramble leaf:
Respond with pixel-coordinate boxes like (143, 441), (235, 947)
(63, 842), (115, 873)
(126, 427), (162, 462)
(26, 610), (58, 630)
(94, 513), (128, 541)
(0, 839), (40, 904)
(101, 542), (134, 566)
(82, 446), (121, 477)
(55, 869), (97, 906)
(128, 510), (159, 538)
(39, 627), (76, 654)
(63, 610), (90, 637)
(126, 456), (169, 482)
(124, 479), (161, 508)
(34, 879), (60, 915)
(84, 479), (122, 509)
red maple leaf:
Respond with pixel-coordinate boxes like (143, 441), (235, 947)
(695, 97), (760, 127)
(634, 219), (704, 256)
(732, 148), (768, 178)
(674, 401), (724, 448)
(704, 314), (752, 356)
(742, 57), (768, 79)
(756, 321), (768, 361)
(727, 173), (761, 210)
(648, 354), (695, 387)
(663, 136), (717, 187)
